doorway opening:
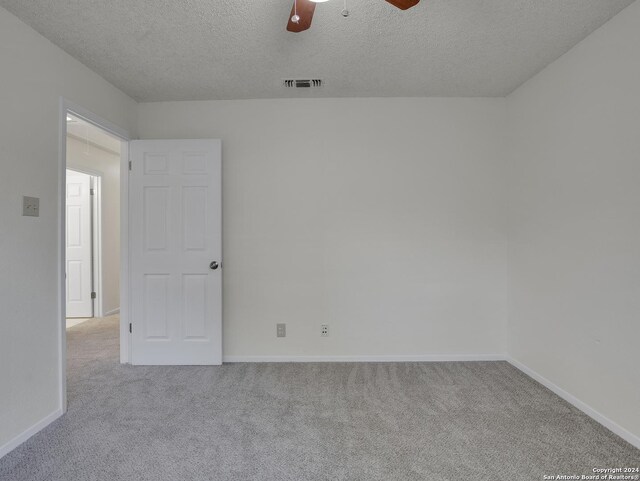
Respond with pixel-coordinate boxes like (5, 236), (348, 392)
(65, 115), (122, 330)
(59, 100), (130, 412)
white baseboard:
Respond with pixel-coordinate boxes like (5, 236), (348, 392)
(223, 354), (507, 363)
(0, 408), (64, 459)
(507, 357), (640, 450)
(103, 308), (120, 317)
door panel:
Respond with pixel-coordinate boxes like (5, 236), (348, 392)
(182, 274), (208, 339)
(130, 140), (222, 365)
(144, 274), (170, 339)
(66, 170), (93, 318)
(182, 186), (207, 251)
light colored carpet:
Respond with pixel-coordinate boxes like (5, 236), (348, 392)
(66, 318), (91, 329)
(0, 316), (638, 481)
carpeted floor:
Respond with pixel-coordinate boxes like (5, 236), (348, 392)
(65, 318), (91, 329)
(0, 317), (638, 481)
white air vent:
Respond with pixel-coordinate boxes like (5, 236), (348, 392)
(283, 79), (323, 88)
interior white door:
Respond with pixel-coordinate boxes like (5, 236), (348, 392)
(66, 170), (93, 318)
(129, 140), (222, 365)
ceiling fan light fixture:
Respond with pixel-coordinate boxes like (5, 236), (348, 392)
(287, 0), (418, 33)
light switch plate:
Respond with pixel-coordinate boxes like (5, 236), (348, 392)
(277, 323), (286, 338)
(22, 196), (40, 217)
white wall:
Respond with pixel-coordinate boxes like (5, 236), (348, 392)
(138, 98), (508, 360)
(0, 6), (136, 453)
(67, 136), (121, 316)
(506, 0), (640, 442)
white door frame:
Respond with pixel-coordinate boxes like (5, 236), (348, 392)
(58, 98), (131, 413)
(66, 167), (102, 317)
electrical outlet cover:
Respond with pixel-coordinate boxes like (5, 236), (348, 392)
(321, 324), (329, 337)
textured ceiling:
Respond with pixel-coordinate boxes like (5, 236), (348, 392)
(0, 0), (635, 101)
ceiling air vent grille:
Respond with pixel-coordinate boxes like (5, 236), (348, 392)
(283, 79), (323, 88)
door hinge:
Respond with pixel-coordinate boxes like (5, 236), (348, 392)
(91, 292), (96, 299)
(90, 188), (95, 196)
(128, 160), (132, 171)
(129, 323), (132, 333)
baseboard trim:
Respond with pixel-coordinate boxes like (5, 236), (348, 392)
(223, 354), (507, 363)
(103, 308), (120, 317)
(0, 408), (64, 459)
(507, 357), (640, 450)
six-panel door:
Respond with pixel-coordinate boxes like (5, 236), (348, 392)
(129, 140), (222, 365)
(66, 170), (93, 318)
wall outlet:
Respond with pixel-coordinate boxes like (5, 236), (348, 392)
(321, 324), (329, 337)
(22, 196), (40, 217)
(276, 323), (286, 338)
